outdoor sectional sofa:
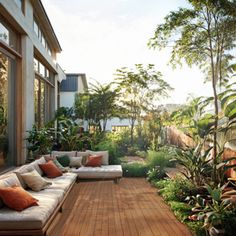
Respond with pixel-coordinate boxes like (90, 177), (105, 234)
(0, 151), (122, 235)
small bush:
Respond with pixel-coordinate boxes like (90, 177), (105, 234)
(147, 167), (166, 182)
(156, 177), (197, 202)
(146, 150), (174, 169)
(169, 201), (192, 221)
(169, 201), (206, 235)
(122, 163), (148, 177)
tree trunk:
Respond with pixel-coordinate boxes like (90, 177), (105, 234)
(130, 118), (135, 146)
(103, 119), (107, 132)
(207, 9), (219, 183)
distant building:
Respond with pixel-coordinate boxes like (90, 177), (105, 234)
(101, 118), (135, 132)
(59, 73), (88, 108)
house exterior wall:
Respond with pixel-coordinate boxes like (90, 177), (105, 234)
(60, 92), (76, 108)
(0, 0), (64, 167)
(60, 74), (87, 108)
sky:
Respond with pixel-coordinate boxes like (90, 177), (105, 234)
(41, 0), (212, 105)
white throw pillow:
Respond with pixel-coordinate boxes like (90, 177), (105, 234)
(21, 169), (52, 192)
(69, 156), (83, 168)
(0, 173), (21, 188)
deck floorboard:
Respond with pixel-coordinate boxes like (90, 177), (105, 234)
(49, 178), (192, 236)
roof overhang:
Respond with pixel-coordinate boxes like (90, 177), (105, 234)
(31, 0), (62, 53)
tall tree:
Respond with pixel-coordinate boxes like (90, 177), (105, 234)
(115, 64), (172, 146)
(74, 82), (118, 132)
(148, 0), (236, 172)
(90, 81), (118, 131)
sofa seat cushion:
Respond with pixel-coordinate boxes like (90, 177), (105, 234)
(44, 172), (77, 192)
(71, 165), (123, 179)
(0, 189), (61, 230)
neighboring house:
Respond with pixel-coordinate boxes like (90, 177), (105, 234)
(0, 0), (65, 168)
(100, 118), (137, 132)
(59, 73), (88, 108)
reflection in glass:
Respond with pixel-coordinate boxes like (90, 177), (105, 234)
(0, 21), (18, 51)
(40, 82), (45, 125)
(0, 23), (9, 44)
(0, 52), (8, 168)
(34, 79), (39, 127)
(39, 62), (45, 77)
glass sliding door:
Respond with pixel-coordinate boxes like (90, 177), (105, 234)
(0, 50), (16, 168)
(34, 59), (55, 128)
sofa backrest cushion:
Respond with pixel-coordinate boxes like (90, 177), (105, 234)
(51, 151), (77, 158)
(0, 186), (38, 211)
(86, 150), (109, 165)
(0, 173), (21, 188)
(39, 160), (63, 178)
(21, 169), (52, 192)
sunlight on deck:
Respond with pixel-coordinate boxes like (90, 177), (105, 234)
(49, 178), (192, 236)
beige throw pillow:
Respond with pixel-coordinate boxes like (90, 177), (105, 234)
(69, 156), (83, 168)
(21, 169), (52, 192)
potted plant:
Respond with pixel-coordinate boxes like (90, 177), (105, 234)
(26, 125), (54, 160)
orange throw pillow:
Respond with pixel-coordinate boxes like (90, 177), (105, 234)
(0, 186), (38, 211)
(39, 160), (63, 178)
(85, 155), (102, 167)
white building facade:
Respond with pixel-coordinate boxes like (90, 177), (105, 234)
(59, 73), (88, 108)
(0, 0), (65, 168)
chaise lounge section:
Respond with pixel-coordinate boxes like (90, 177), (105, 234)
(0, 157), (77, 235)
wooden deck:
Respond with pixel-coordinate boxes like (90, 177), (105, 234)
(48, 178), (192, 236)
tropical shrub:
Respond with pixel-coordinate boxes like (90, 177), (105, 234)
(95, 139), (120, 164)
(147, 166), (166, 182)
(56, 117), (82, 151)
(26, 125), (54, 158)
(173, 144), (212, 186)
(146, 150), (174, 168)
